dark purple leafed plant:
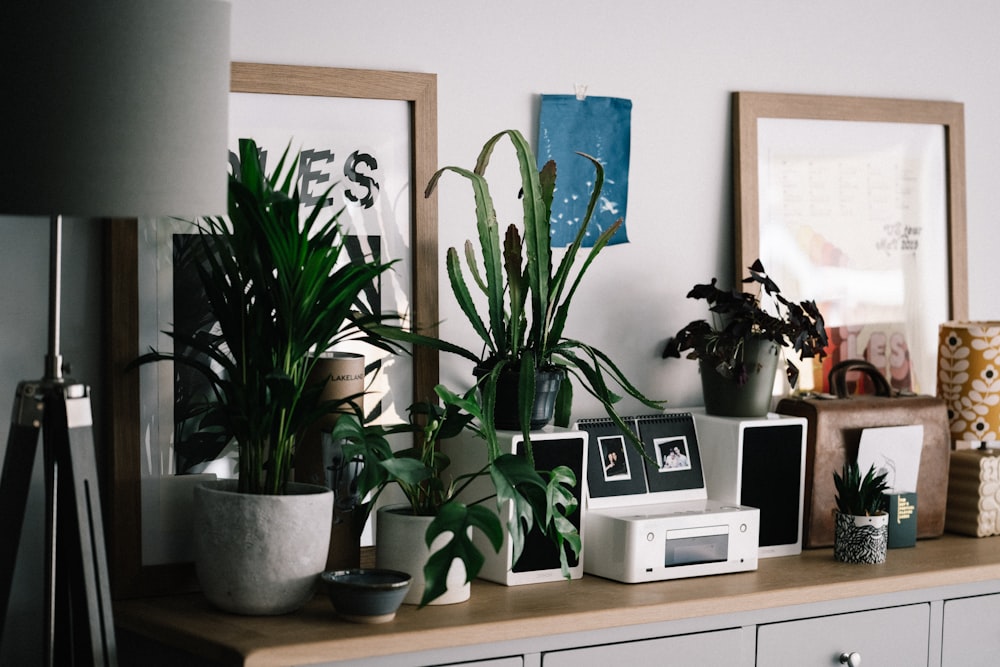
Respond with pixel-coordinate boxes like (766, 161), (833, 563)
(663, 259), (828, 387)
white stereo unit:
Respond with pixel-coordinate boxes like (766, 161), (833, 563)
(577, 412), (760, 583)
(584, 498), (759, 583)
(441, 427), (587, 586)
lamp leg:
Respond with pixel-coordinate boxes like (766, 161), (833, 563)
(0, 383), (45, 635)
(47, 382), (116, 666)
(0, 380), (117, 666)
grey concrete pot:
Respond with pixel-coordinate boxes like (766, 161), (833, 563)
(193, 479), (334, 615)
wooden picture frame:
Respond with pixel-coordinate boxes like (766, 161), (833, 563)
(105, 62), (438, 598)
(733, 92), (967, 394)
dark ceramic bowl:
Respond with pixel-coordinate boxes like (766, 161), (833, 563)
(321, 568), (411, 623)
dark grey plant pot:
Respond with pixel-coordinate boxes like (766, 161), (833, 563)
(699, 338), (780, 417)
(486, 366), (566, 430)
(833, 511), (888, 564)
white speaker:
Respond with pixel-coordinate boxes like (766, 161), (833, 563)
(441, 427), (587, 585)
(693, 412), (807, 557)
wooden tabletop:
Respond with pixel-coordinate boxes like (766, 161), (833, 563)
(114, 534), (1000, 666)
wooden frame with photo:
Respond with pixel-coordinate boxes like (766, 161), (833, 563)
(105, 62), (438, 598)
(733, 92), (967, 394)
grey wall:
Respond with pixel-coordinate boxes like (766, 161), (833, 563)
(2, 1), (999, 662)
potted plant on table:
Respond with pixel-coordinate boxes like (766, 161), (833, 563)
(662, 259), (828, 417)
(424, 129), (663, 441)
(832, 461), (890, 564)
(333, 384), (580, 607)
(134, 138), (409, 615)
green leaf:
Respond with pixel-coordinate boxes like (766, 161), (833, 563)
(446, 246), (495, 355)
(380, 457), (435, 486)
(420, 502), (502, 606)
(544, 465), (582, 571)
(489, 455), (537, 565)
(427, 164), (506, 357)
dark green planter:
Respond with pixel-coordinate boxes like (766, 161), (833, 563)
(487, 366), (566, 430)
(699, 338), (780, 417)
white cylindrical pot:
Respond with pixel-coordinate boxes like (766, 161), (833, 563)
(375, 505), (470, 605)
(193, 480), (334, 615)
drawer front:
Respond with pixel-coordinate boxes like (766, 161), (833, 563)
(757, 604), (929, 667)
(542, 627), (744, 666)
(943, 594), (1000, 666)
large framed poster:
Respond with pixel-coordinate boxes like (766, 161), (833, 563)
(105, 63), (438, 598)
(733, 92), (967, 395)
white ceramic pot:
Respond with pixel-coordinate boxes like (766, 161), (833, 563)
(193, 479), (334, 615)
(374, 505), (471, 605)
(833, 511), (889, 564)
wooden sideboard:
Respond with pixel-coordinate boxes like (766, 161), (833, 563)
(115, 534), (1000, 667)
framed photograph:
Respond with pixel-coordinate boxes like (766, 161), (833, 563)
(579, 419), (647, 501)
(105, 63), (438, 598)
(733, 92), (967, 394)
(637, 414), (705, 496)
(598, 434), (632, 482)
(651, 436), (692, 472)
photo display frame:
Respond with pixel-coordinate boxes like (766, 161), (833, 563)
(578, 413), (707, 508)
(105, 63), (438, 598)
(733, 92), (967, 395)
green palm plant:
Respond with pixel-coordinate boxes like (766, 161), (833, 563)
(135, 138), (406, 495)
(424, 129), (662, 454)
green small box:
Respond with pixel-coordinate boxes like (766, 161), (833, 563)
(886, 492), (917, 548)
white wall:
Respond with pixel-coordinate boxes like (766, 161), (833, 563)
(232, 0), (1000, 413)
(2, 1), (999, 662)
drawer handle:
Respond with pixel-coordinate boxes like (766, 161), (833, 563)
(839, 652), (862, 666)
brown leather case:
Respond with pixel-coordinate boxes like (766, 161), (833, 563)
(776, 360), (951, 548)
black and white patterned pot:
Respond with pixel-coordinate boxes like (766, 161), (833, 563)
(833, 511), (888, 564)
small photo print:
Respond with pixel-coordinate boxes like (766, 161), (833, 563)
(654, 436), (692, 473)
(599, 435), (630, 481)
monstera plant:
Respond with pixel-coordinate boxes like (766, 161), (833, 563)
(333, 384), (580, 606)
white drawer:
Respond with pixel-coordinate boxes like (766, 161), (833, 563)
(757, 604), (930, 666)
(943, 593), (1000, 666)
(542, 627), (743, 666)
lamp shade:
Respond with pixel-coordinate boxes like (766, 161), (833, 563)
(0, 1), (231, 218)
(937, 322), (1000, 447)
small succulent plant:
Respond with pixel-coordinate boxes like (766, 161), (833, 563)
(833, 461), (890, 516)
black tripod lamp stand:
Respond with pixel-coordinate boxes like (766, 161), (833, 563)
(0, 2), (230, 664)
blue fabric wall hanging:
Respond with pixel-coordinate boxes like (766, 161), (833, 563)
(537, 94), (632, 247)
